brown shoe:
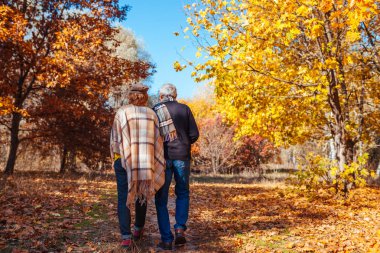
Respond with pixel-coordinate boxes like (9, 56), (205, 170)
(174, 228), (186, 246)
(157, 241), (173, 251)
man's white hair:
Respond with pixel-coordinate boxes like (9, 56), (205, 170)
(159, 83), (177, 99)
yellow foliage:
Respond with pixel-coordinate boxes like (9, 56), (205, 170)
(181, 0), (380, 194)
(173, 61), (187, 72)
(183, 0), (379, 148)
(293, 152), (372, 196)
(180, 88), (216, 121)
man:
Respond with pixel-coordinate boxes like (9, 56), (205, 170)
(153, 83), (199, 250)
(110, 84), (165, 249)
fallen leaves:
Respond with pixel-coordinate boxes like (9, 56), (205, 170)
(189, 182), (380, 252)
(0, 174), (379, 252)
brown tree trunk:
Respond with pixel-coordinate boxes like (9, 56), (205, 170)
(368, 137), (380, 172)
(66, 150), (77, 173)
(59, 146), (68, 174)
(346, 139), (356, 188)
(330, 109), (346, 194)
(4, 113), (22, 175)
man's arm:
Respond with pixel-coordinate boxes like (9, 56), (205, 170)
(187, 106), (199, 144)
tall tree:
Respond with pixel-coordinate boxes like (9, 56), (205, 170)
(31, 87), (113, 173)
(29, 45), (152, 173)
(184, 0), (380, 193)
(0, 0), (145, 174)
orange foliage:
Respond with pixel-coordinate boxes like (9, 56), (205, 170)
(0, 6), (26, 43)
(235, 135), (279, 171)
(0, 1), (153, 174)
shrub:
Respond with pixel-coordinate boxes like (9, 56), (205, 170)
(292, 152), (373, 196)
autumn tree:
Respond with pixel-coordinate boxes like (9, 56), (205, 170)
(182, 94), (233, 173)
(30, 84), (113, 174)
(183, 0), (380, 193)
(0, 0), (153, 174)
(195, 116), (237, 174)
(184, 92), (278, 174)
(28, 27), (153, 173)
(48, 50), (150, 172)
(235, 135), (279, 173)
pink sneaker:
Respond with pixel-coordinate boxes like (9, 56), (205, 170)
(121, 238), (132, 248)
(133, 228), (144, 241)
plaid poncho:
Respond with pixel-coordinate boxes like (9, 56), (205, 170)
(110, 105), (165, 206)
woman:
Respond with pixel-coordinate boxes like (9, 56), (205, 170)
(110, 83), (165, 249)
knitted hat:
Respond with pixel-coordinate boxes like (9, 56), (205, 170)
(130, 83), (149, 94)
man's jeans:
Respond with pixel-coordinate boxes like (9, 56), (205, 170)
(155, 159), (190, 243)
(114, 159), (147, 239)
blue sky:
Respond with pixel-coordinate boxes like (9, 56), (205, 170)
(119, 0), (200, 99)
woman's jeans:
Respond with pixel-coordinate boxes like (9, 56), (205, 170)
(155, 159), (190, 243)
(114, 159), (147, 239)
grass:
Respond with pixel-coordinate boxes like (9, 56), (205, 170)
(87, 203), (108, 220)
(74, 219), (92, 229)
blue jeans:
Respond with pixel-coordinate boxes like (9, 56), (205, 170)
(155, 159), (190, 243)
(114, 159), (147, 239)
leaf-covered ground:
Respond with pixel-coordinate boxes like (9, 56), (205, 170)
(0, 174), (379, 252)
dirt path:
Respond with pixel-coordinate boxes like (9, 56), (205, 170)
(90, 186), (201, 253)
(46, 180), (203, 252)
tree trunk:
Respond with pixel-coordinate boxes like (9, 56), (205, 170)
(333, 123), (355, 195)
(329, 138), (336, 160)
(66, 150), (77, 173)
(59, 146), (68, 174)
(346, 139), (356, 188)
(327, 65), (349, 194)
(368, 137), (380, 172)
(211, 155), (217, 174)
(334, 132), (345, 194)
(4, 113), (22, 175)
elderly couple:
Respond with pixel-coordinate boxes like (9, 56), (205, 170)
(110, 83), (199, 250)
